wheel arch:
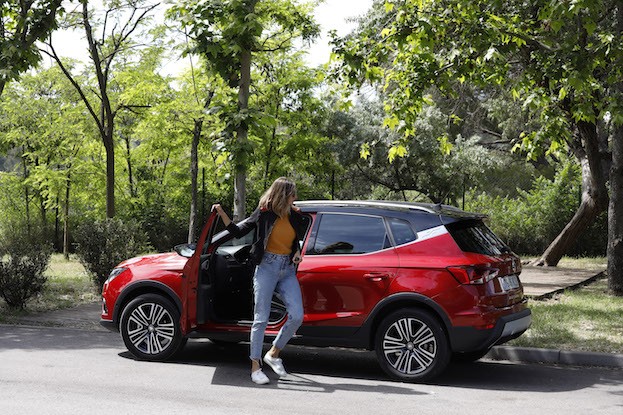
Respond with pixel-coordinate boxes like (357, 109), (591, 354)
(112, 281), (182, 329)
(363, 293), (452, 350)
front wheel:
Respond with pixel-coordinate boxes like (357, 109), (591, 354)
(375, 308), (450, 382)
(120, 294), (183, 361)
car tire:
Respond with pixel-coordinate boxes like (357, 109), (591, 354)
(375, 308), (450, 382)
(120, 294), (183, 361)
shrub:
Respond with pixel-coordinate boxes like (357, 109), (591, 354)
(0, 230), (52, 309)
(74, 218), (152, 290)
(466, 161), (607, 256)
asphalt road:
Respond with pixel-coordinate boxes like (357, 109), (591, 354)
(0, 325), (621, 415)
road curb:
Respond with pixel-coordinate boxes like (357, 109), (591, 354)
(488, 345), (623, 369)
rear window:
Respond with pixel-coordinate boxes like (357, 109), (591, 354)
(445, 219), (509, 255)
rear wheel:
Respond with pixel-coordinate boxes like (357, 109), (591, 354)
(120, 294), (183, 361)
(375, 308), (450, 382)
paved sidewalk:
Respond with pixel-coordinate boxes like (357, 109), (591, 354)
(4, 265), (622, 370)
(519, 265), (606, 299)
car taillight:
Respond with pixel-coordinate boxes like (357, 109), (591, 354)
(447, 265), (499, 285)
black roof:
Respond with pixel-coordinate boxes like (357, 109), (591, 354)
(295, 200), (486, 220)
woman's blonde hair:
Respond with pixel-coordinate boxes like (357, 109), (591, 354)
(258, 177), (297, 218)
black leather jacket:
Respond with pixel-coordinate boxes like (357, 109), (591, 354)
(226, 207), (307, 265)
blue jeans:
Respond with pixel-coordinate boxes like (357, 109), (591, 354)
(250, 252), (304, 361)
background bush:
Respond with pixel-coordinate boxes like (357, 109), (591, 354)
(466, 161), (607, 256)
(74, 218), (152, 290)
(0, 228), (53, 309)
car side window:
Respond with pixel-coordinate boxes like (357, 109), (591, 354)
(387, 218), (417, 245)
(309, 213), (389, 255)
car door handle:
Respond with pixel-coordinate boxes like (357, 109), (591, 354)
(364, 273), (390, 282)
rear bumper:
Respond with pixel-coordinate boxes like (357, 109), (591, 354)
(450, 308), (532, 352)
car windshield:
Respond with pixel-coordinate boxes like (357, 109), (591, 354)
(445, 219), (509, 255)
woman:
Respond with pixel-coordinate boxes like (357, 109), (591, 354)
(212, 177), (306, 385)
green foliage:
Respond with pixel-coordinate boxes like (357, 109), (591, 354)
(0, 0), (64, 94)
(333, 0), (623, 157)
(0, 227), (53, 309)
(169, 0), (322, 211)
(467, 161), (606, 256)
(74, 219), (152, 290)
(326, 96), (519, 203)
(169, 0), (320, 87)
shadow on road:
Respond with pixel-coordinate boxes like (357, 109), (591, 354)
(119, 339), (623, 394)
(0, 324), (122, 351)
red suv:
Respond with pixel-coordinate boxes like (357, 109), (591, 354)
(100, 200), (531, 382)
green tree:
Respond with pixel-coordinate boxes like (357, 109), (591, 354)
(333, 0), (623, 293)
(0, 65), (88, 255)
(249, 49), (333, 195)
(134, 61), (230, 243)
(43, 0), (159, 218)
(326, 96), (516, 204)
(169, 0), (320, 219)
(0, 0), (63, 95)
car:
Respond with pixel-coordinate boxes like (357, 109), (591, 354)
(100, 200), (531, 382)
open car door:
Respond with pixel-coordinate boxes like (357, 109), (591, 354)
(180, 210), (220, 333)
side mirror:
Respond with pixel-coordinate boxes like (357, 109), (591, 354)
(174, 243), (196, 258)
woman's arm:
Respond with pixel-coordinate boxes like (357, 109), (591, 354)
(212, 204), (232, 227)
(212, 204), (259, 238)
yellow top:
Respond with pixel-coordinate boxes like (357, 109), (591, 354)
(266, 216), (296, 255)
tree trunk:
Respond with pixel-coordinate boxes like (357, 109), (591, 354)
(104, 135), (115, 218)
(54, 193), (60, 252)
(63, 170), (71, 260)
(22, 157), (31, 235)
(607, 5), (623, 296)
(123, 134), (136, 198)
(233, 47), (252, 221)
(532, 121), (608, 266)
(188, 91), (214, 243)
(608, 121), (623, 295)
(188, 118), (202, 243)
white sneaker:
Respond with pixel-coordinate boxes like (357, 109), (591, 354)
(251, 369), (270, 385)
(263, 352), (288, 377)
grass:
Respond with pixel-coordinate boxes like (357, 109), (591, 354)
(1, 254), (621, 355)
(0, 254), (99, 322)
(508, 275), (623, 354)
(552, 256), (608, 270)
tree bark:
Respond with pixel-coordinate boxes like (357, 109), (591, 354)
(122, 133), (136, 198)
(104, 134), (115, 218)
(63, 170), (71, 260)
(188, 118), (203, 243)
(233, 47), (252, 221)
(607, 5), (623, 296)
(531, 121), (609, 266)
(22, 156), (31, 235)
(608, 121), (623, 295)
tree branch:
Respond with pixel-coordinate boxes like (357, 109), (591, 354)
(39, 42), (105, 137)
